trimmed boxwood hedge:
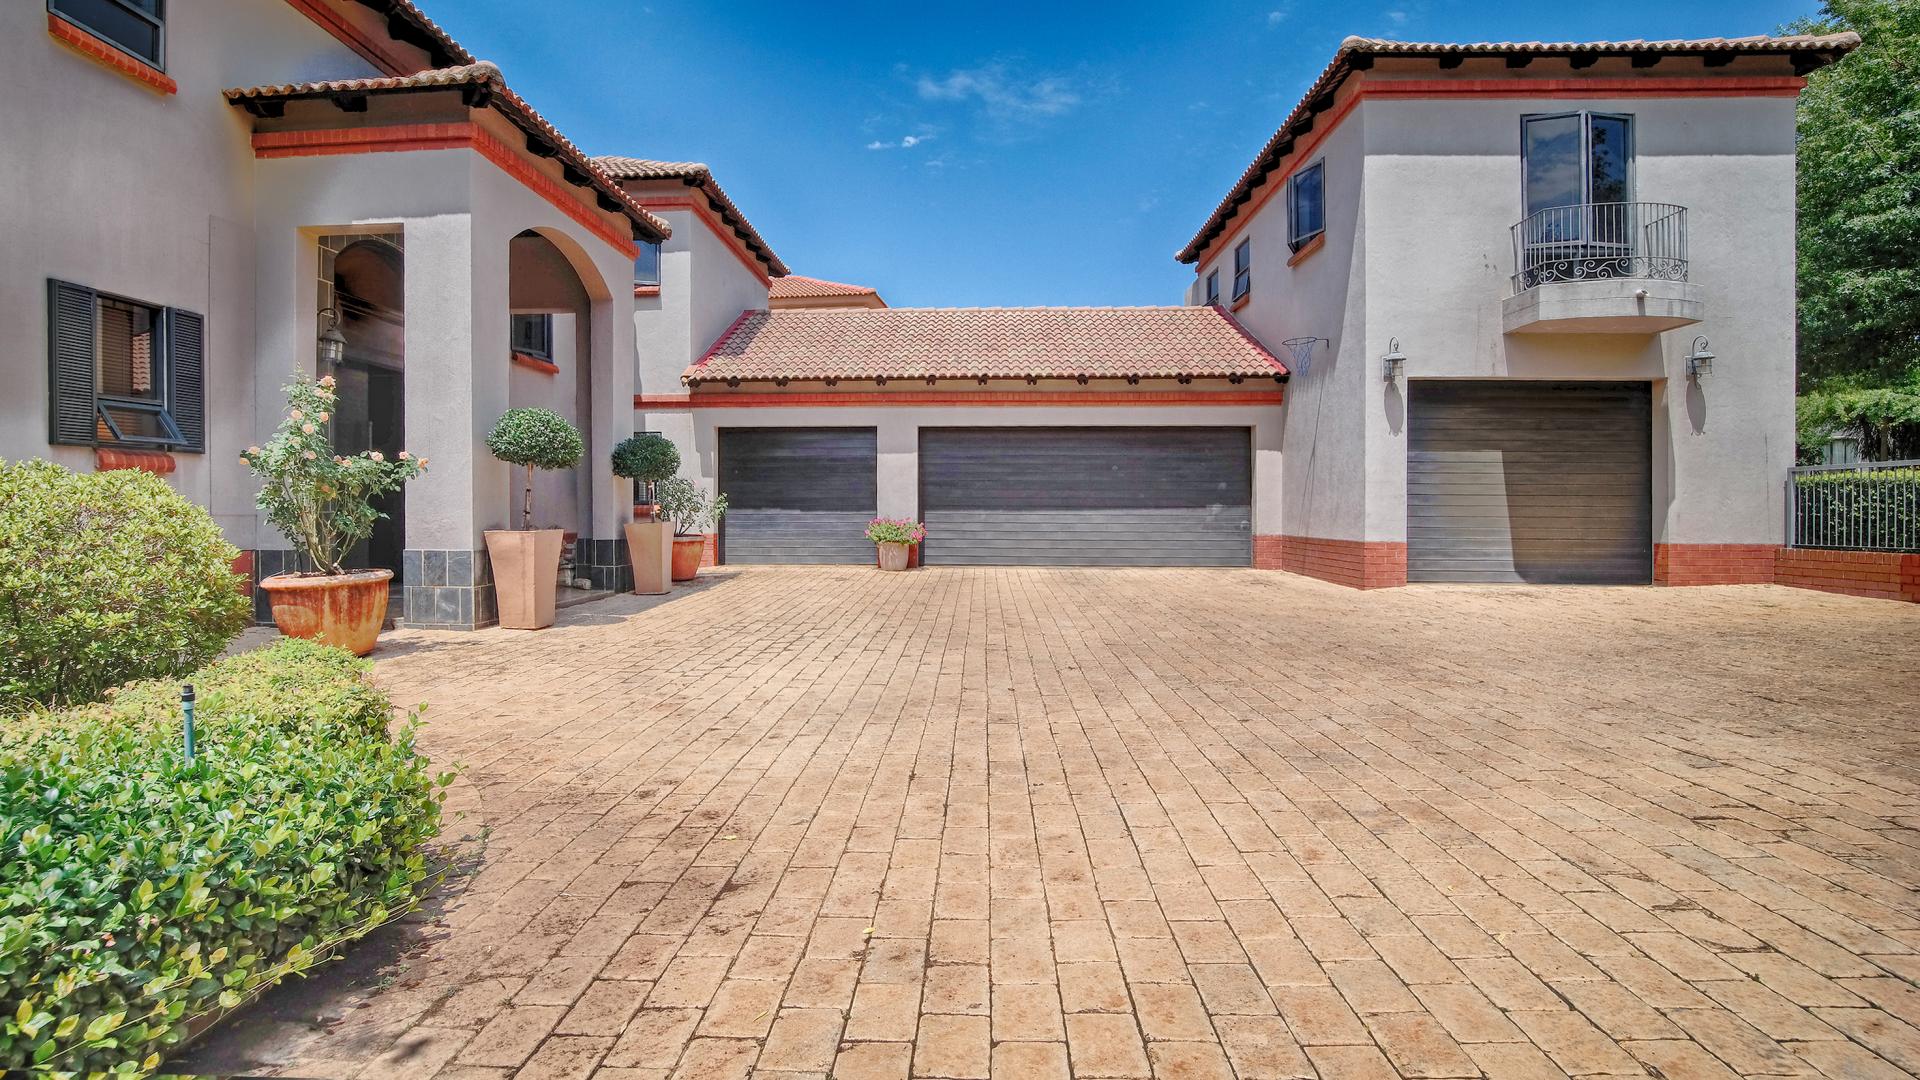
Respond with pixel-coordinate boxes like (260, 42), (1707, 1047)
(0, 640), (447, 1075)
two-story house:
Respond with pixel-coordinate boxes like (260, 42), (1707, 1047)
(1179, 33), (1859, 587)
(1, 0), (675, 629)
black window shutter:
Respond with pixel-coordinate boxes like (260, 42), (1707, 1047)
(47, 279), (98, 446)
(166, 308), (206, 453)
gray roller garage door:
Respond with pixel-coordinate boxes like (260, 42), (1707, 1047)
(1408, 381), (1651, 584)
(919, 427), (1252, 566)
(719, 428), (877, 563)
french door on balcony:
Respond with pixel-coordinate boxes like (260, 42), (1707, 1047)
(1519, 111), (1634, 278)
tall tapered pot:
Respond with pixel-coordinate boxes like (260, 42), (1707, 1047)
(486, 528), (565, 629)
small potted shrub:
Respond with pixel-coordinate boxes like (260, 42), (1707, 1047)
(484, 407), (584, 629)
(243, 375), (425, 656)
(655, 476), (727, 582)
(612, 432), (681, 595)
(867, 517), (926, 572)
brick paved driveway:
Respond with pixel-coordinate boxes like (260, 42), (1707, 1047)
(184, 567), (1920, 1079)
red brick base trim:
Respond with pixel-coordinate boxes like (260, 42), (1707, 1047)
(1775, 548), (1920, 604)
(699, 533), (719, 568)
(1654, 543), (1779, 586)
(1259, 535), (1408, 589)
(232, 551), (256, 597)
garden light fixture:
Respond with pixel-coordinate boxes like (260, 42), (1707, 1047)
(317, 307), (347, 367)
(1382, 338), (1407, 383)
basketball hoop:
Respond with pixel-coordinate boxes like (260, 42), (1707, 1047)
(1281, 337), (1329, 377)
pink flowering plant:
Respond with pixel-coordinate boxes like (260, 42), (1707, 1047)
(865, 517), (926, 546)
(240, 375), (426, 575)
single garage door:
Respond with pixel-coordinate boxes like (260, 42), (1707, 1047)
(919, 427), (1252, 566)
(719, 428), (877, 563)
(1408, 381), (1651, 584)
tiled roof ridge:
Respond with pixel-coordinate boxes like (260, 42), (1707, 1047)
(772, 275), (880, 297)
(223, 64), (670, 243)
(590, 155), (789, 276)
(1175, 30), (1862, 264)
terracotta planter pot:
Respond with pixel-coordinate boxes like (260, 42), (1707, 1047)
(259, 569), (392, 657)
(671, 536), (705, 582)
(486, 528), (565, 629)
(625, 519), (673, 595)
(874, 543), (921, 569)
(877, 541), (911, 572)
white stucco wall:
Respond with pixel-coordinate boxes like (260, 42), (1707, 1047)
(0, 0), (375, 538)
(1360, 93), (1800, 546)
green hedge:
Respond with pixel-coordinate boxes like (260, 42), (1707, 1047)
(1793, 467), (1920, 552)
(0, 640), (446, 1075)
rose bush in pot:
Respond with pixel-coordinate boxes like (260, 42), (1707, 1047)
(242, 375), (425, 656)
(484, 407), (584, 629)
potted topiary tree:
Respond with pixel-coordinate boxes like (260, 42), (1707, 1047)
(243, 375), (426, 655)
(612, 432), (681, 595)
(484, 407), (584, 629)
(654, 476), (727, 582)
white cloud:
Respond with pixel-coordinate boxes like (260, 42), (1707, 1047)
(1266, 9), (1289, 26)
(866, 132), (936, 151)
(1385, 9), (1409, 26)
(915, 62), (1081, 123)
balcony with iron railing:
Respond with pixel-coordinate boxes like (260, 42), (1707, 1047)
(1502, 201), (1705, 335)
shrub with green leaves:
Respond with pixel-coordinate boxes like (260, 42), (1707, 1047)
(0, 639), (447, 1075)
(0, 460), (251, 712)
(655, 476), (727, 537)
(1793, 466), (1920, 551)
(485, 408), (584, 529)
(611, 433), (681, 516)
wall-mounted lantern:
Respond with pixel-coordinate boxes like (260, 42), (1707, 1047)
(1381, 338), (1407, 383)
(1685, 336), (1715, 380)
(316, 307), (347, 368)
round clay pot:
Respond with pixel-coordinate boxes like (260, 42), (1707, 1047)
(877, 541), (911, 572)
(670, 536), (705, 582)
(259, 569), (393, 656)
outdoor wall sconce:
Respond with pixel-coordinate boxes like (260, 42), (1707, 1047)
(1381, 338), (1407, 383)
(316, 307), (347, 368)
(1686, 336), (1715, 380)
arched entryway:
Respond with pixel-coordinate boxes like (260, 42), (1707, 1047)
(319, 233), (406, 576)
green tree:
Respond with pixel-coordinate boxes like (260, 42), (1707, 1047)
(1792, 0), (1920, 388)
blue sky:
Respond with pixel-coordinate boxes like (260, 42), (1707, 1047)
(432, 0), (1817, 308)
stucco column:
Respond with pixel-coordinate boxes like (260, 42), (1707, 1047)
(876, 413), (918, 520)
(401, 212), (510, 629)
(579, 288), (637, 590)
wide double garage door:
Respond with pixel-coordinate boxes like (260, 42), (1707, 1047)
(1408, 381), (1651, 584)
(717, 426), (1252, 566)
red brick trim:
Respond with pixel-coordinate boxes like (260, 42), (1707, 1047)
(644, 390), (1287, 409)
(95, 448), (177, 475)
(511, 352), (559, 375)
(251, 123), (639, 260)
(281, 0), (413, 76)
(634, 285), (661, 298)
(1775, 548), (1920, 604)
(641, 195), (774, 285)
(1654, 543), (1779, 586)
(231, 551), (255, 597)
(1267, 535), (1407, 589)
(48, 13), (176, 94)
(698, 532), (719, 567)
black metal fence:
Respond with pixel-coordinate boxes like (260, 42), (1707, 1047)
(1789, 460), (1920, 552)
(1511, 202), (1689, 291)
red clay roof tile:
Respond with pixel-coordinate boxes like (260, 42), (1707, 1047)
(592, 156), (788, 276)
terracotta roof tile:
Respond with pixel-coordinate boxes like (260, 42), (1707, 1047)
(224, 64), (669, 243)
(1176, 31), (1862, 264)
(684, 306), (1286, 384)
(592, 156), (788, 276)
(769, 275), (882, 300)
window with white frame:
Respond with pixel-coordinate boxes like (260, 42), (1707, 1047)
(1287, 161), (1324, 252)
(49, 0), (163, 68)
(1232, 240), (1251, 302)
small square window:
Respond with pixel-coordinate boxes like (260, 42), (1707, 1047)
(511, 313), (552, 360)
(1232, 240), (1252, 302)
(1204, 270), (1220, 306)
(1287, 161), (1325, 252)
(49, 0), (164, 69)
(634, 241), (661, 287)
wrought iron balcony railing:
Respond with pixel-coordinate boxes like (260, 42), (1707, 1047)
(1510, 202), (1688, 291)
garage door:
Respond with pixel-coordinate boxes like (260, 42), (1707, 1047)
(719, 428), (876, 563)
(919, 427), (1251, 566)
(1408, 381), (1651, 584)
